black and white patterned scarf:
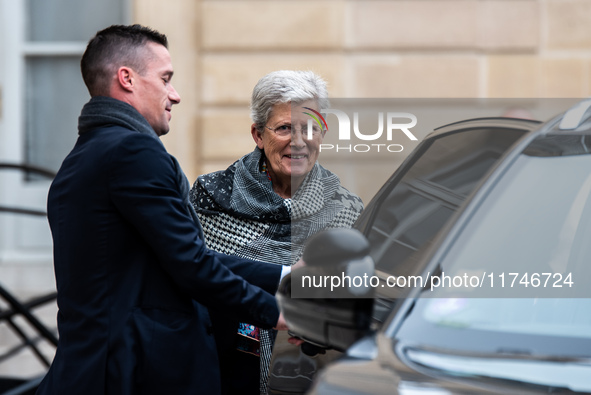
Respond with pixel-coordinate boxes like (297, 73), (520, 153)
(189, 147), (363, 394)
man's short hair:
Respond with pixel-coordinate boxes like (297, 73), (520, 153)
(81, 24), (168, 97)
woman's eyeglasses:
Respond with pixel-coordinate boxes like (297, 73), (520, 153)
(265, 123), (324, 139)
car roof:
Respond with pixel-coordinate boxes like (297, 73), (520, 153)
(427, 99), (591, 141)
(556, 99), (591, 131)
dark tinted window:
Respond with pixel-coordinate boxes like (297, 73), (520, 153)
(394, 134), (591, 363)
(366, 128), (525, 273)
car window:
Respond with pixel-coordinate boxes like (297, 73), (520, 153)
(365, 127), (525, 274)
(395, 133), (591, 358)
(435, 141), (591, 297)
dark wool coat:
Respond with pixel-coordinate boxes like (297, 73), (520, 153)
(37, 98), (282, 395)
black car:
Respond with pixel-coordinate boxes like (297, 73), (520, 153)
(275, 100), (591, 394)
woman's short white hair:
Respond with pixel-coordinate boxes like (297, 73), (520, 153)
(250, 70), (329, 131)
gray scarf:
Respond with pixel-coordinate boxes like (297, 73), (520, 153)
(78, 96), (202, 229)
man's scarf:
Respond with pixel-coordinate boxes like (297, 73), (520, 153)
(78, 96), (202, 229)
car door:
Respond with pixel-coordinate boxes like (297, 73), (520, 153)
(354, 117), (540, 322)
(269, 117), (540, 395)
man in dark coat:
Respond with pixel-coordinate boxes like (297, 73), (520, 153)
(36, 24), (289, 395)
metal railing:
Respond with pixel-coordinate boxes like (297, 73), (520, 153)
(0, 163), (57, 395)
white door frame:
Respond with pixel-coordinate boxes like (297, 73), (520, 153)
(0, 0), (55, 270)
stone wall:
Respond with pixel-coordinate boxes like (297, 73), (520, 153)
(136, 0), (591, 183)
(2, 0), (590, 380)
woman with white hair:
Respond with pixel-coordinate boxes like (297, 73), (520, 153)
(190, 70), (363, 394)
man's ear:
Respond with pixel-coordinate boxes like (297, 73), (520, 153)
(251, 124), (264, 149)
(117, 67), (134, 92)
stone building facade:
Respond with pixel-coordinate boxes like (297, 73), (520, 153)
(0, 0), (590, 379)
